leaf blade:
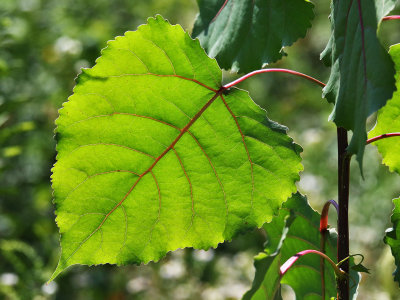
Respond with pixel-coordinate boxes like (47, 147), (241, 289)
(321, 0), (396, 169)
(243, 193), (360, 300)
(192, 0), (314, 73)
(51, 15), (303, 279)
(384, 198), (400, 284)
(369, 43), (400, 174)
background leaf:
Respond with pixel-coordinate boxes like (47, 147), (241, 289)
(369, 43), (400, 174)
(384, 198), (400, 284)
(243, 193), (360, 300)
(51, 15), (303, 280)
(321, 0), (396, 169)
(192, 0), (314, 73)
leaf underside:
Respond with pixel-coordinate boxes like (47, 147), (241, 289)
(51, 15), (303, 280)
(385, 198), (400, 284)
(242, 193), (360, 300)
(321, 0), (396, 170)
(369, 44), (400, 175)
(192, 0), (314, 73)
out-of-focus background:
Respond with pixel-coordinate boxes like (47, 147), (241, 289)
(1, 0), (400, 299)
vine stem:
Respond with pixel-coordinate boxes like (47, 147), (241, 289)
(366, 133), (400, 144)
(337, 127), (351, 300)
(382, 15), (400, 21)
(222, 68), (326, 89)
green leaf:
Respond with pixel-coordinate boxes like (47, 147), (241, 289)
(321, 0), (396, 170)
(385, 198), (400, 284)
(369, 44), (400, 174)
(243, 193), (360, 300)
(351, 263), (370, 274)
(192, 0), (314, 73)
(51, 15), (303, 280)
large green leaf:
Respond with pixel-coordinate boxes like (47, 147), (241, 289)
(321, 0), (396, 169)
(192, 0), (314, 73)
(243, 193), (360, 300)
(385, 198), (400, 284)
(51, 15), (303, 280)
(369, 44), (400, 174)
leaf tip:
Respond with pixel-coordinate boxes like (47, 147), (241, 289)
(48, 263), (65, 283)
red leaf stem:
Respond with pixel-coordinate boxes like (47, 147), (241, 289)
(383, 15), (400, 21)
(280, 249), (343, 278)
(222, 68), (326, 89)
(320, 199), (338, 300)
(320, 200), (339, 233)
(366, 133), (400, 144)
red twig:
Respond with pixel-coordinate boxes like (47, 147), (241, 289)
(222, 68), (326, 89)
(366, 133), (400, 144)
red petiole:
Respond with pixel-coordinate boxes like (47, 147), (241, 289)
(366, 133), (400, 144)
(280, 249), (344, 278)
(320, 199), (338, 300)
(382, 15), (400, 21)
(320, 200), (339, 233)
(222, 68), (326, 90)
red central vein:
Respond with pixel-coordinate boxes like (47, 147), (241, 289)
(211, 0), (230, 23)
(356, 0), (367, 85)
(84, 89), (224, 244)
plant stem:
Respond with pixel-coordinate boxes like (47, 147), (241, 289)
(366, 132), (400, 144)
(337, 127), (351, 300)
(222, 68), (326, 89)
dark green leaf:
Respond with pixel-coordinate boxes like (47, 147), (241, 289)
(384, 198), (400, 284)
(321, 0), (396, 170)
(351, 263), (370, 274)
(243, 193), (360, 300)
(192, 0), (314, 73)
(369, 44), (400, 174)
(51, 15), (303, 280)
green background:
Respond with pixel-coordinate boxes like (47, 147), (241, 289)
(1, 0), (400, 299)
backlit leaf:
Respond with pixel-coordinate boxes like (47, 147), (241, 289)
(369, 44), (400, 174)
(321, 0), (396, 170)
(243, 193), (360, 300)
(51, 15), (303, 280)
(192, 0), (314, 73)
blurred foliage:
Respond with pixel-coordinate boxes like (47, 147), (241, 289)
(1, 0), (400, 299)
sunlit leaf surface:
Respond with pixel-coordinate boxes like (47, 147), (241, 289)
(51, 15), (303, 280)
(369, 44), (400, 174)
